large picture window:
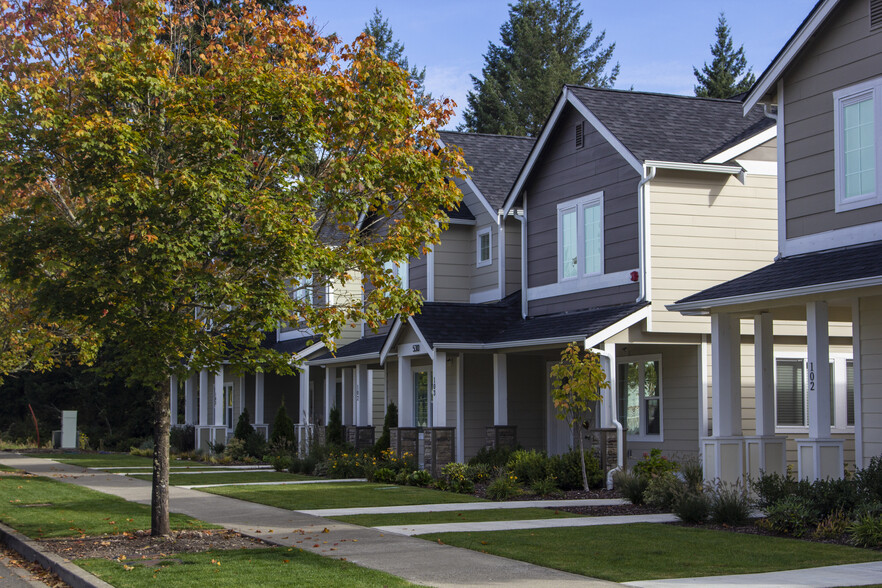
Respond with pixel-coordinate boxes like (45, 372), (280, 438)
(558, 192), (603, 281)
(774, 356), (854, 431)
(617, 357), (662, 440)
(834, 77), (882, 212)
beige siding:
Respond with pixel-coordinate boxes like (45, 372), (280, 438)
(740, 137), (777, 161)
(463, 186), (500, 297)
(783, 0), (882, 240)
(650, 169), (778, 334)
(433, 225), (472, 303)
(861, 295), (882, 465)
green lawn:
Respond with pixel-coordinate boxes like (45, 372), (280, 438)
(0, 474), (213, 538)
(25, 452), (194, 469)
(203, 482), (485, 510)
(128, 471), (319, 486)
(422, 524), (882, 583)
(77, 547), (415, 587)
(333, 507), (581, 527)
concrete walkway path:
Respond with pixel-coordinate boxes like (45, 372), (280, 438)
(623, 560), (882, 587)
(300, 498), (626, 517)
(0, 454), (615, 587)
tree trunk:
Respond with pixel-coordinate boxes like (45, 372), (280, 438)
(151, 383), (171, 537)
(578, 425), (589, 491)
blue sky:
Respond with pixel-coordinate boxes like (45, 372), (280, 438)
(300, 1), (818, 129)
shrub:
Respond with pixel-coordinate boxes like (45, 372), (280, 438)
(751, 472), (808, 510)
(644, 472), (684, 510)
(709, 482), (752, 526)
(673, 489), (711, 523)
(762, 495), (819, 538)
(632, 448), (678, 478)
(406, 469), (434, 488)
(856, 456), (882, 504)
(486, 472), (521, 500)
(466, 463), (492, 484)
(809, 477), (861, 519)
(270, 401), (297, 454)
(531, 476), (561, 498)
(323, 451), (368, 479)
(508, 449), (549, 487)
(206, 440), (225, 455)
(234, 408), (255, 440)
(678, 454), (703, 492)
(326, 406), (344, 446)
(373, 402), (397, 454)
(549, 450), (603, 490)
(170, 425), (196, 453)
(268, 454), (293, 472)
(468, 445), (516, 468)
(224, 437), (249, 461)
(814, 509), (850, 540)
(129, 446), (152, 457)
(848, 514), (882, 548)
(441, 462), (469, 484)
(372, 467), (396, 484)
(614, 470), (649, 505)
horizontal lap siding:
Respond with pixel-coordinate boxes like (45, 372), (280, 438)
(507, 355), (546, 451)
(263, 374), (299, 431)
(650, 169), (778, 334)
(525, 106), (639, 314)
(434, 225), (471, 303)
(466, 190), (500, 297)
(504, 220), (522, 297)
(861, 295), (882, 466)
(409, 252), (428, 299)
(783, 1), (882, 240)
(528, 283), (639, 316)
(372, 369), (386, 434)
(463, 354), (493, 460)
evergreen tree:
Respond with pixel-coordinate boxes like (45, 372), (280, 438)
(363, 8), (428, 101)
(460, 0), (618, 136)
(693, 13), (756, 99)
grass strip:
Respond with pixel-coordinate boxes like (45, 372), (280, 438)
(128, 471), (319, 485)
(77, 546), (415, 587)
(333, 507), (581, 527)
(25, 452), (193, 469)
(0, 474), (213, 538)
(204, 482), (484, 510)
(421, 524), (882, 583)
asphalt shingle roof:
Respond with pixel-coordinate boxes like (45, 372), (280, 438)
(439, 131), (536, 209)
(262, 332), (319, 355)
(567, 86), (775, 164)
(313, 334), (387, 362)
(675, 241), (882, 306)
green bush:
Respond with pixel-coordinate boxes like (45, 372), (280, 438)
(466, 463), (492, 484)
(673, 489), (711, 523)
(322, 451), (369, 479)
(326, 406), (344, 446)
(508, 449), (549, 487)
(810, 477), (862, 519)
(441, 462), (469, 483)
(644, 472), (684, 510)
(614, 469), (649, 505)
(709, 482), (752, 526)
(269, 401), (297, 454)
(224, 437), (249, 461)
(169, 425), (195, 453)
(814, 509), (850, 540)
(678, 454), (703, 491)
(268, 454), (293, 472)
(856, 456), (882, 503)
(531, 476), (561, 498)
(751, 472), (808, 510)
(761, 495), (819, 538)
(373, 402), (397, 454)
(372, 467), (396, 484)
(548, 450), (603, 490)
(848, 514), (882, 548)
(468, 445), (517, 468)
(406, 469), (434, 487)
(486, 472), (521, 500)
(632, 448), (678, 478)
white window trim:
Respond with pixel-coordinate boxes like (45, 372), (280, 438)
(383, 259), (409, 290)
(557, 191), (604, 283)
(773, 352), (854, 434)
(833, 76), (882, 213)
(616, 354), (663, 443)
(476, 226), (492, 268)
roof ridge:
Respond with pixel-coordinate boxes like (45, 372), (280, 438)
(567, 84), (744, 104)
(438, 130), (537, 141)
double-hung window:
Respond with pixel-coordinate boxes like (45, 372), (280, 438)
(383, 259), (409, 289)
(476, 226), (492, 267)
(834, 76), (882, 212)
(774, 355), (854, 431)
(617, 356), (662, 441)
(558, 192), (603, 281)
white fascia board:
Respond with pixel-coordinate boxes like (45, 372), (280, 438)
(584, 305), (651, 349)
(447, 218), (477, 226)
(502, 91), (570, 216)
(643, 160), (742, 175)
(703, 126), (777, 164)
(667, 275), (882, 314)
(743, 0), (839, 115)
(310, 352), (379, 367)
(436, 137), (498, 222)
(378, 317), (403, 365)
(293, 341), (326, 362)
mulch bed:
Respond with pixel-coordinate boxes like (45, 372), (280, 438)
(0, 542), (67, 587)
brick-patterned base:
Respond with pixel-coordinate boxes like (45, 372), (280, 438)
(485, 426), (517, 450)
(584, 427), (618, 474)
(345, 426), (376, 452)
(390, 427), (418, 465)
(424, 427), (456, 477)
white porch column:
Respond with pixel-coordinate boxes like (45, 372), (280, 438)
(799, 300), (844, 480)
(198, 369), (209, 426)
(703, 313), (744, 483)
(367, 369), (375, 427)
(169, 376), (179, 426)
(356, 365), (370, 426)
(456, 354), (465, 463)
(433, 351), (447, 427)
(299, 365), (310, 426)
(324, 366), (337, 425)
(493, 353), (508, 426)
(214, 365), (224, 426)
(745, 312), (786, 479)
(341, 367), (354, 426)
(255, 372), (265, 425)
(184, 374), (195, 425)
(398, 355), (414, 426)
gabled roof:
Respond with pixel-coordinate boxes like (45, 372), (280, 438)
(744, 0), (836, 114)
(311, 334), (387, 365)
(438, 131), (536, 211)
(262, 332), (323, 357)
(669, 241), (882, 312)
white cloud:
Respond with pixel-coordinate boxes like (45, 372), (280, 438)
(424, 64), (475, 130)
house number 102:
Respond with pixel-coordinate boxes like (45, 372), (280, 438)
(808, 362), (815, 391)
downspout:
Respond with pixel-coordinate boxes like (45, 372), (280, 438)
(637, 166), (656, 303)
(513, 193), (527, 319)
(588, 346), (622, 489)
(497, 211), (505, 301)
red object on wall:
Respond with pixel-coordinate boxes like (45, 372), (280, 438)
(630, 271), (639, 282)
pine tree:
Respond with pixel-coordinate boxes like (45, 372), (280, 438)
(363, 8), (428, 101)
(693, 13), (756, 99)
(460, 0), (618, 136)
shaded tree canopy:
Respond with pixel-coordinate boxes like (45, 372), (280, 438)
(460, 0), (619, 136)
(363, 8), (427, 101)
(693, 13), (756, 99)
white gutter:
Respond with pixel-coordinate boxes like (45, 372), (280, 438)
(642, 160), (742, 175)
(497, 211), (505, 301)
(514, 194), (528, 319)
(587, 345), (623, 489)
(637, 166), (656, 303)
(312, 353), (379, 367)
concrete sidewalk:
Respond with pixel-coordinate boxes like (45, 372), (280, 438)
(0, 454), (614, 587)
(299, 498), (626, 517)
(623, 561), (882, 587)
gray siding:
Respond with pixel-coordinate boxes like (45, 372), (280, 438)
(263, 373), (299, 435)
(861, 294), (882, 466)
(524, 105), (640, 315)
(507, 354), (546, 451)
(529, 283), (639, 317)
(783, 0), (882, 239)
(409, 251), (428, 299)
(434, 225), (472, 303)
(463, 353), (493, 459)
(504, 219), (522, 297)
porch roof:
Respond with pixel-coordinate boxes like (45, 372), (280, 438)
(311, 334), (387, 365)
(262, 332), (318, 355)
(670, 240), (882, 313)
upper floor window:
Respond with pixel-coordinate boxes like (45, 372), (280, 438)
(476, 226), (492, 267)
(558, 191), (603, 281)
(383, 259), (409, 289)
(834, 77), (882, 212)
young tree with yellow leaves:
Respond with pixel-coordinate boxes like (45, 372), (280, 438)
(0, 0), (463, 535)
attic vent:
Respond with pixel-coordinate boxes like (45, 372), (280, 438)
(575, 121), (585, 149)
(872, 0), (882, 30)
